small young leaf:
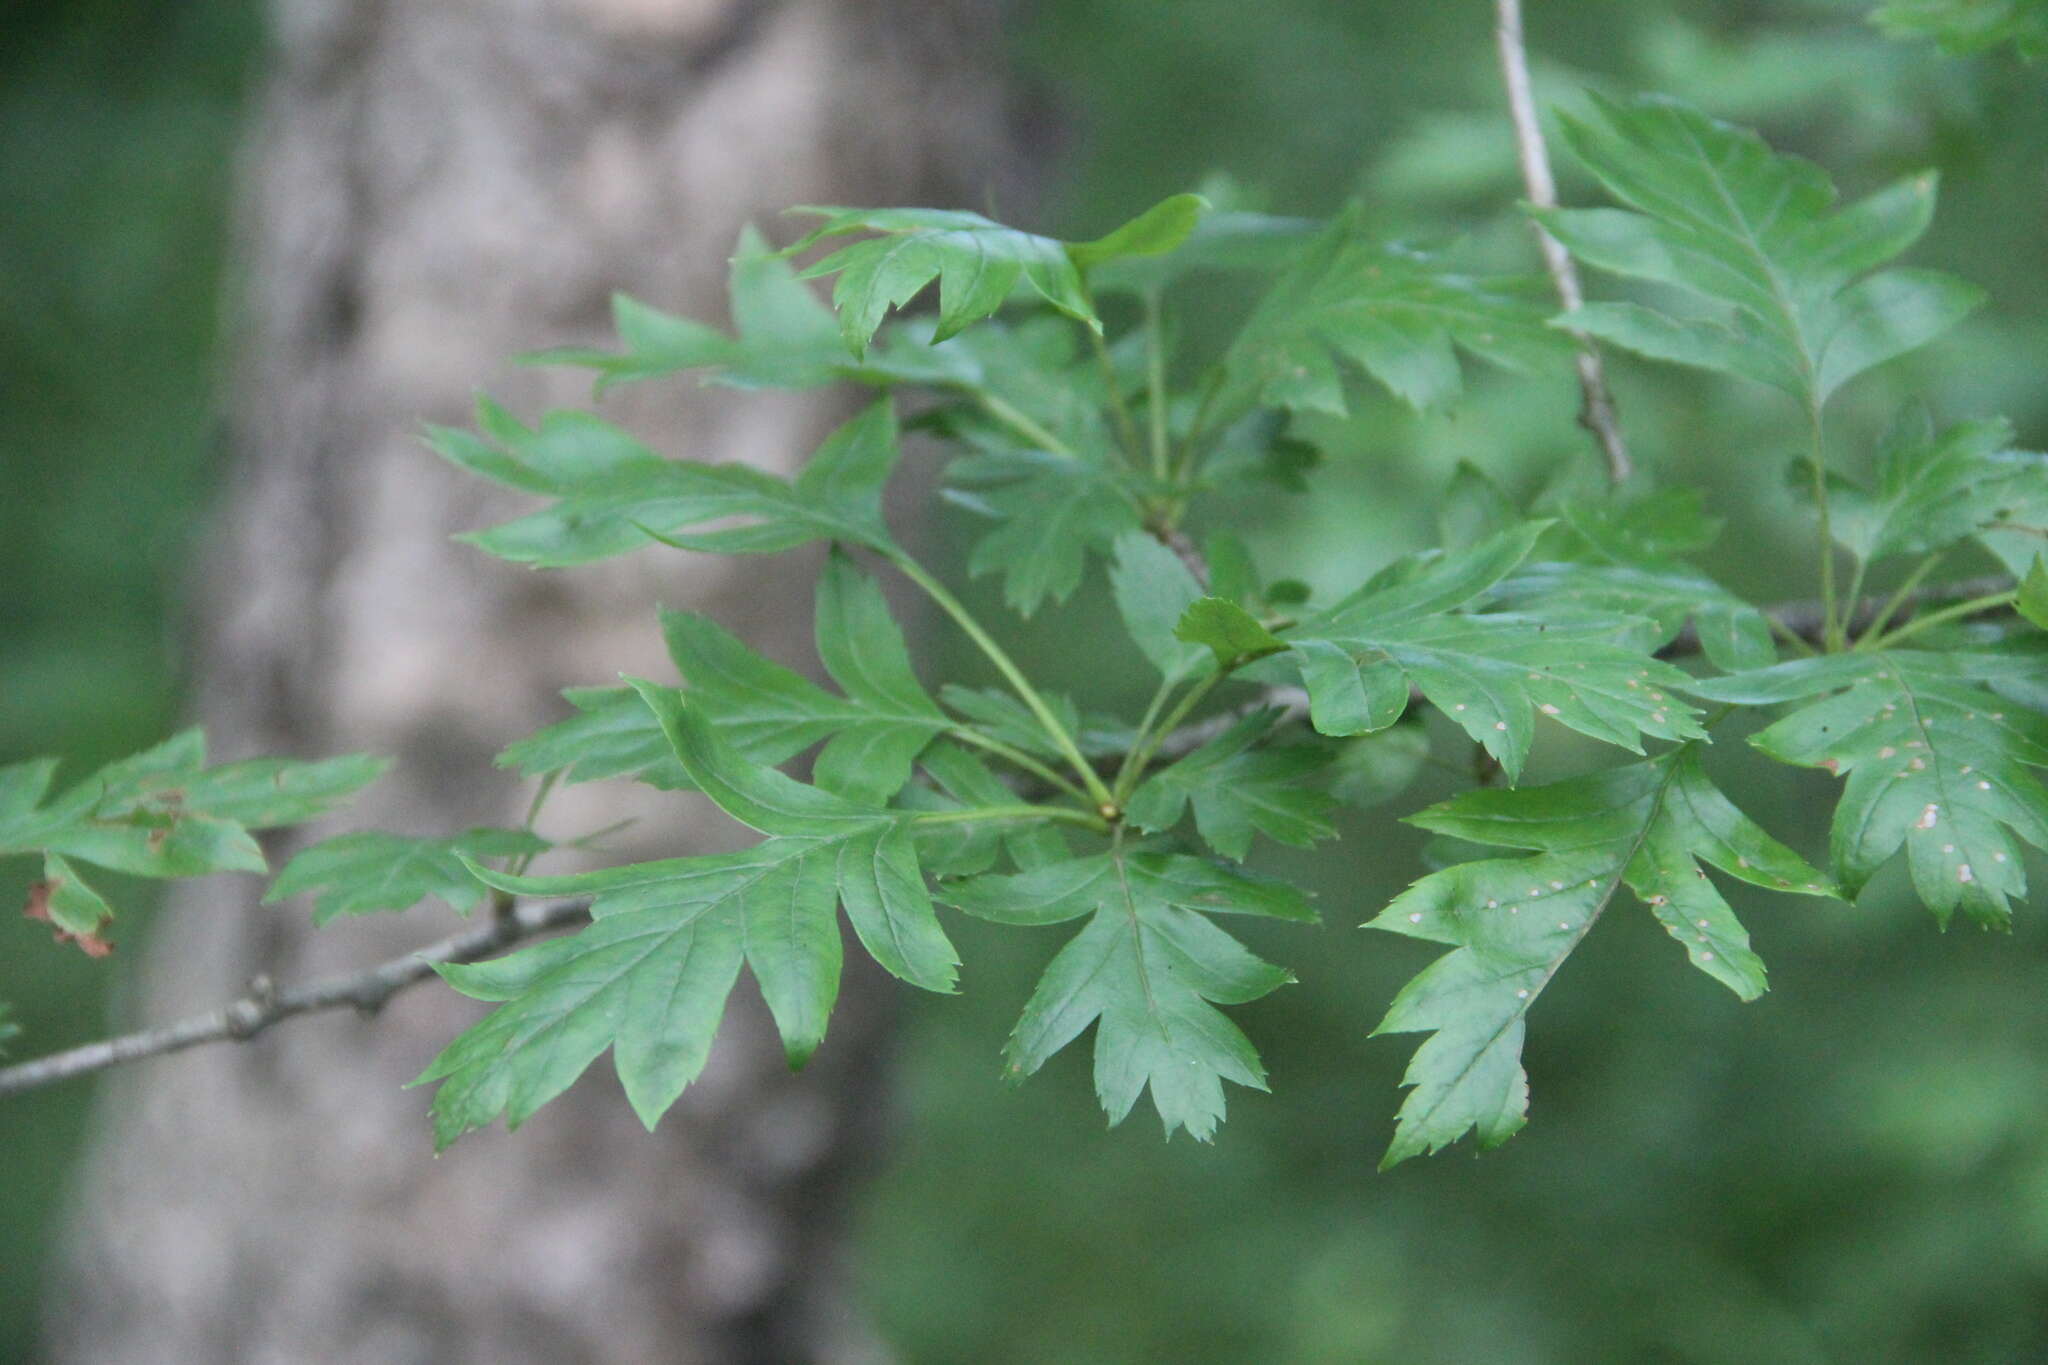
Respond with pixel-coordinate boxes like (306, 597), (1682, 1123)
(1066, 193), (1210, 269)
(1174, 598), (1288, 668)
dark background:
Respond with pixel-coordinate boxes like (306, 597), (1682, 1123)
(6, 1), (2048, 1359)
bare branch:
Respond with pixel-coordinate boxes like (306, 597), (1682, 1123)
(1495, 0), (1633, 484)
(0, 896), (590, 1099)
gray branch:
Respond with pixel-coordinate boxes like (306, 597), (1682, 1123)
(1495, 0), (1634, 484)
(0, 896), (591, 1099)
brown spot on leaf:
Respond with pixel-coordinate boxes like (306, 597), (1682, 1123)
(24, 881), (115, 958)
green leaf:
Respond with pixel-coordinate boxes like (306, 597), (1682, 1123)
(940, 848), (1312, 1140)
(265, 828), (549, 924)
(1174, 598), (1288, 668)
(1284, 527), (1705, 780)
(1692, 649), (2048, 927)
(788, 207), (1091, 353)
(1226, 207), (1563, 414)
(1491, 561), (1774, 673)
(1872, 0), (2048, 59)
(503, 558), (948, 797)
(1545, 94), (1982, 405)
(2019, 556), (2048, 631)
(0, 731), (384, 886)
(947, 449), (1145, 614)
(521, 227), (845, 392)
(1819, 415), (2048, 568)
(417, 680), (964, 1145)
(1066, 193), (1211, 269)
(38, 852), (115, 940)
(1370, 748), (1832, 1166)
(1321, 722), (1432, 811)
(1109, 532), (1209, 680)
(437, 399), (903, 567)
(0, 1004), (18, 1054)
(1088, 210), (1317, 295)
(1126, 710), (1337, 859)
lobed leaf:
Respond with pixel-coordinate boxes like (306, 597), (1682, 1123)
(1283, 527), (1705, 780)
(1370, 748), (1832, 1166)
(1692, 649), (2048, 927)
(1226, 208), (1563, 415)
(940, 848), (1313, 1140)
(1544, 94), (1982, 406)
(266, 828), (549, 924)
(432, 399), (903, 567)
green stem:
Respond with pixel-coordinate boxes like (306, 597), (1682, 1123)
(1091, 327), (1147, 467)
(945, 727), (1090, 804)
(1112, 671), (1224, 805)
(1143, 291), (1171, 482)
(885, 549), (1117, 810)
(1175, 366), (1228, 481)
(1112, 671), (1183, 798)
(1865, 589), (2016, 651)
(1853, 553), (1943, 650)
(909, 803), (1110, 834)
(1806, 398), (1843, 651)
(980, 393), (1077, 459)
(512, 772), (561, 875)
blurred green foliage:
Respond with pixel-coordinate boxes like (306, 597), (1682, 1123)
(5, 0), (2048, 1360)
(0, 2), (260, 1356)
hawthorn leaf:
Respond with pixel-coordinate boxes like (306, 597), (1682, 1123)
(1544, 94), (1982, 405)
(911, 742), (1069, 876)
(1491, 561), (1774, 673)
(947, 449), (1145, 613)
(417, 681), (962, 1144)
(1872, 0), (2048, 59)
(788, 207), (1088, 352)
(1110, 531), (1209, 679)
(498, 686), (690, 788)
(1371, 747), (1832, 1166)
(1692, 649), (2048, 926)
(1174, 597), (1288, 668)
(1126, 710), (1337, 858)
(941, 849), (1312, 1140)
(1065, 193), (1210, 269)
(0, 733), (385, 894)
(1820, 416), (2045, 566)
(435, 399), (903, 567)
(520, 227), (846, 392)
(1226, 207), (1563, 414)
(1284, 527), (1704, 779)
(2019, 556), (2048, 631)
(265, 828), (549, 924)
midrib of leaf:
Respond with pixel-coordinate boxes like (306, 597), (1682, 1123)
(1396, 756), (1684, 1137)
(1675, 119), (1820, 395)
(1109, 843), (1165, 1040)
(1872, 669), (1995, 889)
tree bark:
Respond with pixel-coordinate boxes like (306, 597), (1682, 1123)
(47, 3), (1031, 1361)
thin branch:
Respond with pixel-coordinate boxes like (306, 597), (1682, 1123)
(1494, 0), (1633, 484)
(0, 896), (591, 1099)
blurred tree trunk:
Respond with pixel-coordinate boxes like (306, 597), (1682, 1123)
(47, 2), (1032, 1361)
